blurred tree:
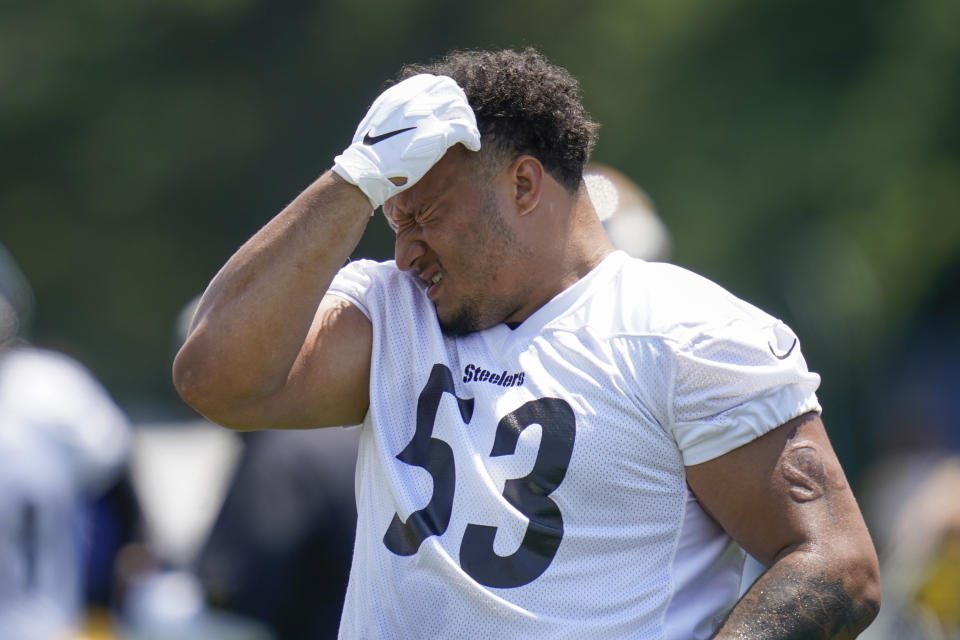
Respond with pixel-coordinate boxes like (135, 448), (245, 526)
(1, 0), (957, 475)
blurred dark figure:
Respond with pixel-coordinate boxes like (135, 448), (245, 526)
(0, 243), (133, 638)
(196, 425), (359, 639)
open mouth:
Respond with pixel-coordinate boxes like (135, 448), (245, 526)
(426, 271), (443, 300)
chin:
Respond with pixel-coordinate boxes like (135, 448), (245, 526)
(437, 301), (486, 336)
(438, 316), (480, 337)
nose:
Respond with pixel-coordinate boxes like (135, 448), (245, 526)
(394, 231), (427, 273)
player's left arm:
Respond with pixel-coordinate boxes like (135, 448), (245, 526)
(686, 411), (881, 639)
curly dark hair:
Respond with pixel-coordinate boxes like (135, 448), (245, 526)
(395, 48), (599, 192)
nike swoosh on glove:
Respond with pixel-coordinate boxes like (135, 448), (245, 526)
(333, 73), (482, 209)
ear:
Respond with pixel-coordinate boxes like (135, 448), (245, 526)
(510, 156), (544, 216)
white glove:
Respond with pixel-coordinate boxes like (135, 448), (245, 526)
(333, 73), (481, 209)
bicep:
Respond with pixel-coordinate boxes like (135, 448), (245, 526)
(233, 294), (372, 429)
(685, 412), (868, 567)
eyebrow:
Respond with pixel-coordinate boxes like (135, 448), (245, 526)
(389, 196), (431, 229)
(384, 209), (411, 233)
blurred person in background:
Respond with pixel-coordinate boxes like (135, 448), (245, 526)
(859, 259), (960, 640)
(0, 243), (132, 639)
(861, 457), (960, 639)
(131, 298), (359, 640)
(174, 48), (880, 638)
(195, 426), (358, 640)
(584, 163), (671, 263)
(104, 298), (275, 640)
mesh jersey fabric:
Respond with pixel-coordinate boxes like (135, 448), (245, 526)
(327, 250), (821, 639)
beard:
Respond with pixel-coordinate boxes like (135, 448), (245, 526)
(432, 181), (524, 336)
(437, 297), (484, 336)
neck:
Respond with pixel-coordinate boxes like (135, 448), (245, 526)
(506, 183), (614, 324)
(557, 191), (616, 289)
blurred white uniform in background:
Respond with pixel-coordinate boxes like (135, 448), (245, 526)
(0, 347), (131, 639)
(0, 244), (131, 639)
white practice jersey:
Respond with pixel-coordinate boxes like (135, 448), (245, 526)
(0, 347), (130, 639)
(329, 251), (821, 640)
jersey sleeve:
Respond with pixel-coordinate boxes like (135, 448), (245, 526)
(667, 317), (821, 466)
(326, 259), (378, 320)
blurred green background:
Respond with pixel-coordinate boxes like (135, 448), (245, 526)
(2, 0), (958, 480)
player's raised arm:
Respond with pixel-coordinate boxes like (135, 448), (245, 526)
(687, 412), (881, 638)
(172, 74), (481, 430)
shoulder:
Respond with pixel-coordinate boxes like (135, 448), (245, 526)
(329, 259), (416, 318)
(644, 260), (775, 328)
(573, 254), (780, 346)
(330, 259), (420, 298)
(331, 258), (396, 291)
(329, 259), (436, 332)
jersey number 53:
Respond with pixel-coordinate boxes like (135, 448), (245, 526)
(382, 363), (576, 588)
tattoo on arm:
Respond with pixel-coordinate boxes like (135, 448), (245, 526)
(711, 416), (879, 638)
(712, 569), (880, 639)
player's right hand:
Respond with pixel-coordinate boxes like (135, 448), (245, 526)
(332, 74), (481, 209)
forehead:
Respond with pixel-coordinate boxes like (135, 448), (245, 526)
(383, 147), (481, 221)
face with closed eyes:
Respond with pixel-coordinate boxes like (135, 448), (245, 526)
(382, 147), (526, 335)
